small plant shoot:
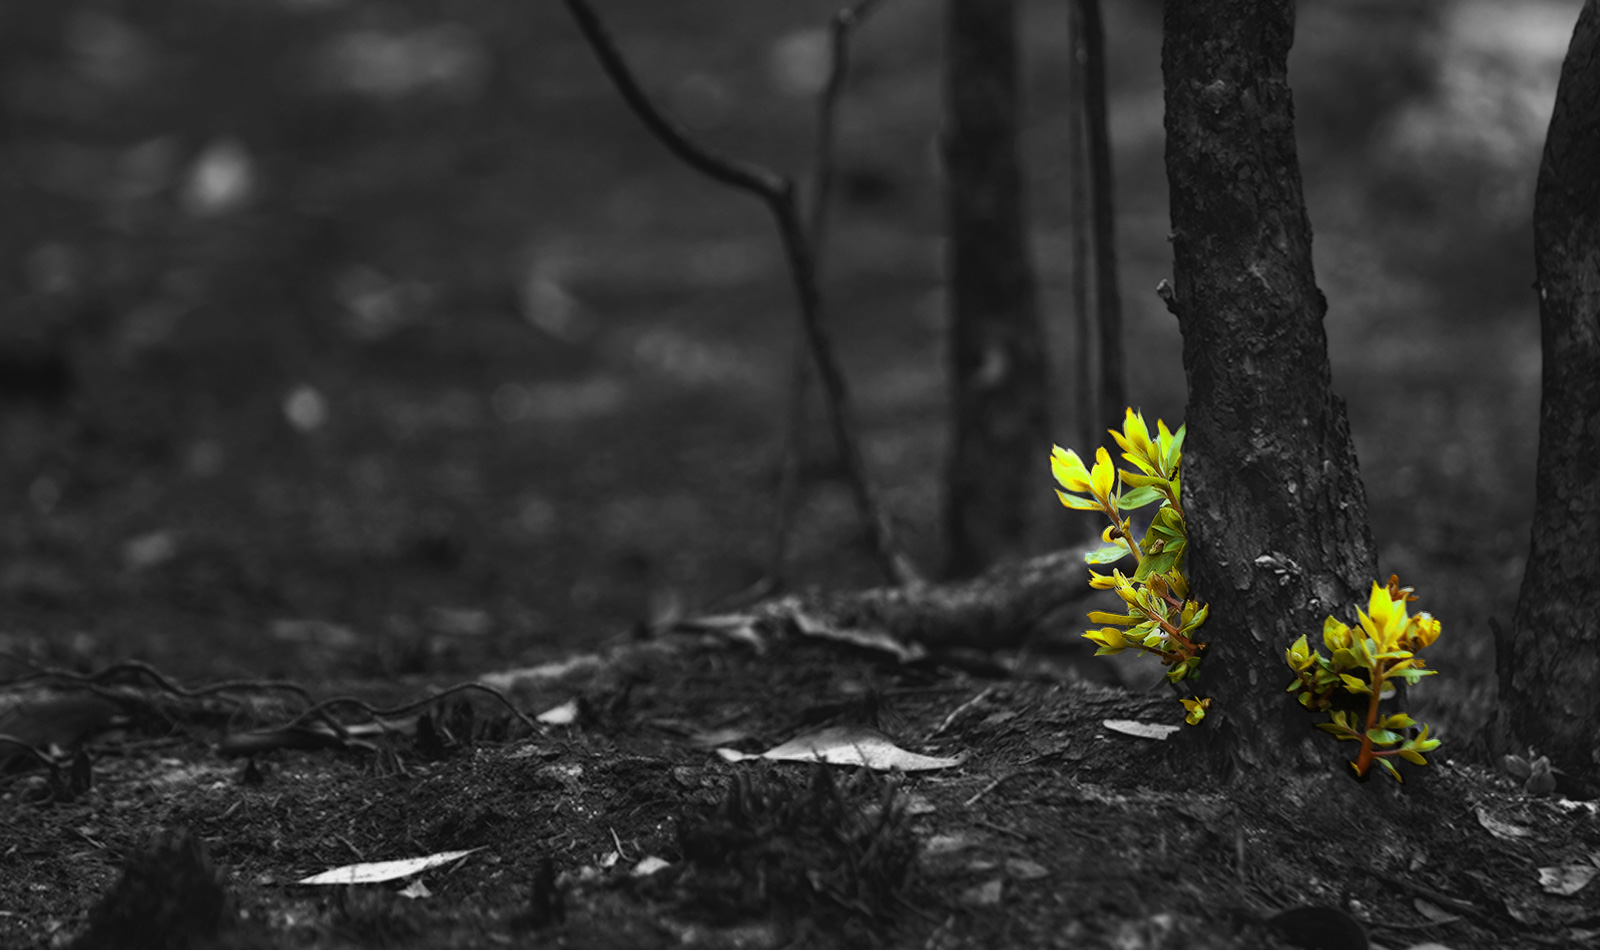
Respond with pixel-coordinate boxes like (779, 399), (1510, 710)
(1285, 576), (1444, 782)
(1051, 409), (1211, 723)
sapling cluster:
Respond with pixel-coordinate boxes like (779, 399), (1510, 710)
(1052, 409), (1446, 781)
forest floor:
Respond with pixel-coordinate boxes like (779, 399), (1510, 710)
(2, 620), (1598, 949)
(2, 1), (1594, 947)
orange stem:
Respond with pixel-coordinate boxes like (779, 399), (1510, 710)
(1352, 668), (1384, 778)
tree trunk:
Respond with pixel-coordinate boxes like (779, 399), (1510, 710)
(1496, 0), (1600, 782)
(1078, 0), (1126, 437)
(1162, 0), (1377, 778)
(1067, 0), (1095, 454)
(942, 0), (1053, 578)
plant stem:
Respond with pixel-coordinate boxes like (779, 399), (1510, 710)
(1353, 667), (1384, 778)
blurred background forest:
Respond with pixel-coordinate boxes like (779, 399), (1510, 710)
(0, 0), (1578, 731)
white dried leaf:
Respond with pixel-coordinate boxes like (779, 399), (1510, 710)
(296, 848), (481, 885)
(715, 725), (961, 771)
(1538, 864), (1598, 896)
(1102, 719), (1181, 741)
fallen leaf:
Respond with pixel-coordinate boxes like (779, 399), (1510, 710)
(923, 834), (970, 856)
(713, 725), (961, 771)
(1474, 808), (1532, 841)
(1101, 719), (1181, 741)
(1006, 858), (1049, 881)
(536, 699), (579, 725)
(633, 856), (671, 877)
(1412, 898), (1460, 924)
(397, 880), (431, 900)
(1538, 864), (1598, 896)
(296, 848), (482, 885)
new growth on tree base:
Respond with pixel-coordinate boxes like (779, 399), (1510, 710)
(1286, 576), (1443, 783)
(1053, 409), (1446, 780)
(1051, 409), (1211, 724)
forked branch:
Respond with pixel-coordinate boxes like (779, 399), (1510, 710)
(562, 0), (917, 586)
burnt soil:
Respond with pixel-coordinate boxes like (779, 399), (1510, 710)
(3, 629), (1598, 950)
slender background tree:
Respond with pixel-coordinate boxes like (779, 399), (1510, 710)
(1496, 0), (1600, 785)
(942, 0), (1053, 578)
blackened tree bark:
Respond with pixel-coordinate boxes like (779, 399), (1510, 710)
(1163, 0), (1378, 776)
(943, 0), (1053, 577)
(1496, 0), (1600, 782)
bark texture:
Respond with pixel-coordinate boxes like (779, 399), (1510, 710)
(1497, 0), (1600, 781)
(1162, 0), (1377, 777)
(942, 0), (1053, 577)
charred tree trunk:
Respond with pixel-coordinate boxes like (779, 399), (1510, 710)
(1162, 0), (1377, 777)
(1496, 0), (1600, 782)
(942, 0), (1053, 577)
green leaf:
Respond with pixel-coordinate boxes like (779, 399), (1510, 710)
(1365, 728), (1403, 746)
(1397, 749), (1427, 766)
(1331, 648), (1361, 670)
(1117, 486), (1163, 510)
(1380, 713), (1416, 730)
(1315, 722), (1359, 741)
(1093, 645), (1128, 656)
(1393, 668), (1438, 685)
(1152, 506), (1185, 533)
(1134, 548), (1179, 582)
(1375, 757), (1404, 783)
(1180, 603), (1210, 634)
(1084, 544), (1130, 565)
(1142, 631), (1166, 649)
(1087, 611), (1141, 626)
(1165, 425), (1185, 470)
(1056, 490), (1102, 511)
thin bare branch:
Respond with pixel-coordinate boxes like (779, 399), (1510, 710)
(809, 0), (882, 253)
(564, 0), (917, 586)
(769, 0), (887, 591)
(561, 0), (784, 200)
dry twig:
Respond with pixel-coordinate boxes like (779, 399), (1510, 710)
(562, 0), (917, 587)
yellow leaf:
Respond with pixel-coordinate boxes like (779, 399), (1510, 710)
(1050, 446), (1094, 494)
(1322, 616), (1351, 652)
(1091, 447), (1115, 502)
(1122, 408), (1156, 462)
